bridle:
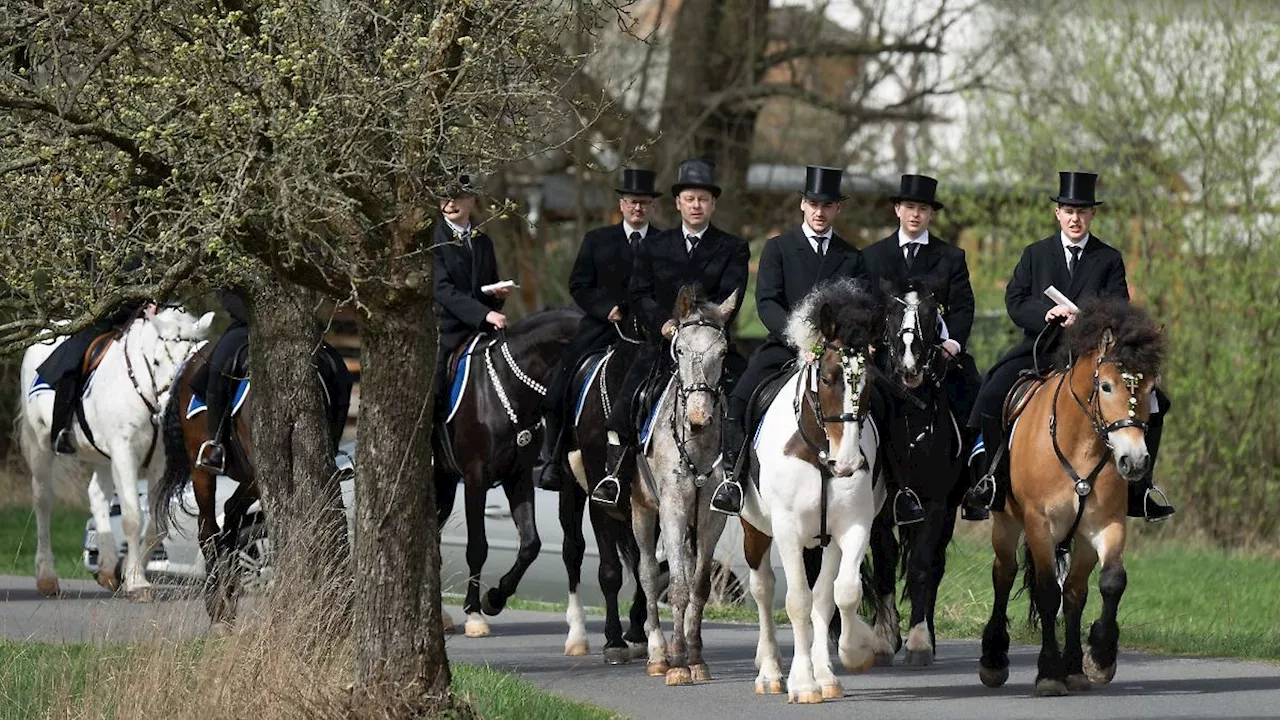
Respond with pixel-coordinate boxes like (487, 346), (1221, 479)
(666, 316), (728, 487)
(885, 292), (942, 385)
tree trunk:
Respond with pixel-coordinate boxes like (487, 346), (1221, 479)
(350, 305), (451, 715)
(246, 279), (349, 602)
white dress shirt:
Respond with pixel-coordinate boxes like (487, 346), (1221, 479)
(445, 219), (472, 246)
(682, 224), (708, 254)
(1060, 232), (1091, 266)
(623, 222), (650, 240)
(803, 223), (830, 256)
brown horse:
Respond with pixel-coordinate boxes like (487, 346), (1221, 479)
(978, 298), (1164, 696)
(151, 339), (351, 632)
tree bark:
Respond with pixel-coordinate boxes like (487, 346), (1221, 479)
(245, 279), (349, 607)
(350, 304), (451, 715)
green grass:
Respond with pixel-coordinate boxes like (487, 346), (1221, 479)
(453, 664), (621, 720)
(0, 505), (92, 581)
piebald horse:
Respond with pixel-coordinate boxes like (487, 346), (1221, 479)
(740, 278), (886, 704)
(979, 297), (1164, 696)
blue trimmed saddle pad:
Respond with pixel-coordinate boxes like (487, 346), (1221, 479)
(639, 377), (675, 455)
(29, 374), (52, 397)
(572, 350), (613, 426)
(186, 378), (250, 420)
(446, 335), (485, 424)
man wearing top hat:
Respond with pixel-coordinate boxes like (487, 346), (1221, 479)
(963, 171), (1175, 522)
(432, 174), (511, 422)
(710, 165), (867, 516)
(534, 168), (664, 492)
(591, 158), (751, 506)
(861, 173), (982, 524)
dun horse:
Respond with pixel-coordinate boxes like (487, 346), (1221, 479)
(739, 278), (886, 704)
(978, 298), (1165, 696)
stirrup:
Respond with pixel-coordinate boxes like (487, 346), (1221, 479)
(893, 487), (925, 526)
(969, 474), (997, 509)
(53, 428), (76, 455)
(709, 479), (743, 517)
(591, 476), (621, 506)
(1143, 486), (1174, 524)
(195, 440), (226, 474)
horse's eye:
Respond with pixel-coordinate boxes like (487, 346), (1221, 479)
(1100, 382), (1113, 393)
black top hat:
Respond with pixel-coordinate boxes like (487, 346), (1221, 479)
(800, 165), (848, 202)
(442, 172), (479, 198)
(615, 168), (662, 197)
(890, 174), (943, 210)
(1050, 171), (1103, 207)
(670, 158), (721, 198)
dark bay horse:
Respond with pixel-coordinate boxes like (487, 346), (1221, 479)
(435, 306), (582, 638)
(152, 338), (351, 631)
(978, 298), (1164, 696)
(867, 277), (968, 666)
(559, 321), (650, 664)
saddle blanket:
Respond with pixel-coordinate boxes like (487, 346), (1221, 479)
(446, 335), (485, 424)
(639, 376), (676, 455)
(572, 349), (614, 426)
(186, 378), (251, 420)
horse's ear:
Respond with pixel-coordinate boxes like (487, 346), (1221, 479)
(717, 291), (738, 320)
(675, 285), (696, 320)
(196, 311), (215, 335)
(1098, 327), (1114, 355)
(818, 302), (837, 340)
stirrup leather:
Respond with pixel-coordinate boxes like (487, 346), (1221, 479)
(195, 440), (226, 474)
(893, 487), (925, 526)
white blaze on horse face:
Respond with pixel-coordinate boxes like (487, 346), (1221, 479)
(832, 356), (867, 476)
(900, 291), (920, 374)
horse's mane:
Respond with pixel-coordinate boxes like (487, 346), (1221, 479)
(1054, 297), (1165, 375)
(785, 277), (882, 352)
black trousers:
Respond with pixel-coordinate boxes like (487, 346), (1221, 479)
(204, 325), (249, 440)
(605, 343), (662, 440)
(728, 344), (793, 420)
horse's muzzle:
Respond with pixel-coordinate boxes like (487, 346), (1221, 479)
(1116, 453), (1150, 482)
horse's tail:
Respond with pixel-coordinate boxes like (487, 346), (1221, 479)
(1019, 542), (1040, 626)
(859, 552), (888, 618)
(153, 375), (193, 535)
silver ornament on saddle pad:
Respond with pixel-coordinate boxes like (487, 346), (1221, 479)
(516, 429), (533, 447)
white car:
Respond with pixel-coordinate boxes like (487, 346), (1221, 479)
(84, 441), (781, 607)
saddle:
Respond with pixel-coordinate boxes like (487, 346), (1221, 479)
(80, 331), (120, 376)
(570, 348), (611, 426)
(1002, 371), (1050, 428)
(746, 364), (796, 449)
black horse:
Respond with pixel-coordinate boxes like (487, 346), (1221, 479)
(435, 306), (582, 637)
(557, 321), (650, 664)
(867, 277), (968, 666)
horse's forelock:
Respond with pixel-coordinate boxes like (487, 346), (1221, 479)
(1058, 298), (1165, 375)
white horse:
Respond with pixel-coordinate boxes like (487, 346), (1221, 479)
(19, 306), (213, 599)
(632, 288), (737, 685)
(740, 279), (886, 704)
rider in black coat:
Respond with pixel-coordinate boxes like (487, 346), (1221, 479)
(593, 159), (750, 506)
(193, 289), (251, 472)
(713, 166), (866, 515)
(963, 172), (1174, 523)
(534, 168), (663, 491)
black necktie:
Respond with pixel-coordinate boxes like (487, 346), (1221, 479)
(687, 235), (699, 256)
(629, 231), (641, 252)
(812, 236), (826, 259)
(904, 243), (919, 268)
(460, 229), (472, 251)
(1068, 246), (1081, 277)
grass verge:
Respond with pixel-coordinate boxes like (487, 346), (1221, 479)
(0, 505), (92, 581)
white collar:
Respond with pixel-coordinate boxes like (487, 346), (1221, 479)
(803, 223), (831, 241)
(445, 219), (472, 237)
(898, 228), (930, 247)
(682, 224), (708, 240)
(623, 222), (649, 238)
(1060, 231), (1091, 250)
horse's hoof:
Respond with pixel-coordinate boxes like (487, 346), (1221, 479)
(1083, 651), (1116, 684)
(481, 588), (507, 617)
(464, 618), (491, 638)
(839, 646), (875, 674)
(129, 587), (154, 604)
(690, 663), (711, 683)
(1034, 678), (1069, 697)
(665, 667), (693, 686)
(979, 663), (1009, 688)
(754, 679), (785, 695)
(209, 621), (233, 638)
(96, 571), (120, 592)
(646, 661), (669, 677)
(787, 688), (824, 704)
(35, 576), (60, 598)
(565, 640), (589, 657)
(1066, 674), (1092, 692)
(873, 652), (895, 667)
(628, 642), (648, 660)
(820, 681), (844, 699)
(905, 649), (934, 667)
(603, 647), (631, 665)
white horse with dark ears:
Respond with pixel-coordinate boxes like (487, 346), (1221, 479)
(739, 279), (887, 704)
(18, 306), (213, 599)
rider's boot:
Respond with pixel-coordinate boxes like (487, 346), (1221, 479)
(592, 432), (628, 506)
(892, 485), (926, 526)
(961, 414), (1006, 520)
(51, 375), (79, 455)
(1126, 407), (1174, 522)
(710, 406), (746, 516)
(534, 411), (566, 492)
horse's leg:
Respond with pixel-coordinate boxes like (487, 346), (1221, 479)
(632, 504), (667, 676)
(659, 493), (694, 686)
(904, 501), (948, 666)
(621, 527), (650, 659)
(109, 453), (153, 601)
(561, 483), (590, 656)
(593, 506), (631, 665)
(834, 520), (878, 678)
(213, 479), (254, 628)
(1062, 534), (1098, 692)
(868, 507), (901, 665)
(684, 512), (724, 684)
(30, 454), (59, 597)
(744, 522), (783, 695)
(87, 472), (120, 592)
(1027, 521), (1068, 696)
(810, 540), (844, 700)
(461, 471), (491, 638)
(1084, 521), (1127, 686)
(776, 521), (821, 704)
(979, 510), (1022, 688)
(435, 472), (461, 633)
(186, 464), (229, 631)
(482, 476), (542, 616)
(930, 487), (961, 651)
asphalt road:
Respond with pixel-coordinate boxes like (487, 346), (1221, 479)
(3, 575), (1278, 719)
